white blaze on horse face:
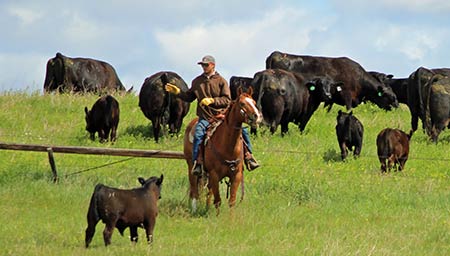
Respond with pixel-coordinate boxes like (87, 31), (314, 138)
(244, 97), (262, 124)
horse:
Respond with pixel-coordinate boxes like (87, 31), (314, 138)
(183, 87), (262, 215)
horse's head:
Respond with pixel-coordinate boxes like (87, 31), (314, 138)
(235, 86), (262, 129)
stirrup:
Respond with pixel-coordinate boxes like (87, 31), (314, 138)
(245, 155), (260, 171)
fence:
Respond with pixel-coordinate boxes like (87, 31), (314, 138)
(0, 142), (185, 183)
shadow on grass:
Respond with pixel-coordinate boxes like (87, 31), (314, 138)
(322, 149), (342, 163)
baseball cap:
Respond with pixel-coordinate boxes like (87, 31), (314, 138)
(197, 55), (215, 65)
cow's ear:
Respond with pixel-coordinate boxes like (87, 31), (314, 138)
(138, 177), (146, 185)
(237, 86), (243, 96)
(157, 174), (164, 186)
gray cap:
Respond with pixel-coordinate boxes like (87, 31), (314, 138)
(197, 55), (215, 65)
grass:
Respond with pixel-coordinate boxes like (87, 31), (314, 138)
(0, 91), (449, 255)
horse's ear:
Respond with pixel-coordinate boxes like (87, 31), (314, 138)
(247, 86), (253, 96)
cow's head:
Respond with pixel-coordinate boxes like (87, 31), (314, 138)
(373, 85), (399, 111)
(138, 174), (164, 199)
(336, 109), (352, 125)
(306, 77), (334, 103)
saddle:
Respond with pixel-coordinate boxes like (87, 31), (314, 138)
(188, 115), (225, 165)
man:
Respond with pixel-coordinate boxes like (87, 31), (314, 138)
(165, 55), (259, 175)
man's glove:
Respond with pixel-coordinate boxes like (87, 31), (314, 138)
(200, 97), (214, 106)
(165, 83), (180, 95)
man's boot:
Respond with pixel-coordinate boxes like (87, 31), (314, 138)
(192, 160), (202, 176)
(245, 152), (260, 171)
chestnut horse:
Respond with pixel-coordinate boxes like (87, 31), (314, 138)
(183, 87), (262, 214)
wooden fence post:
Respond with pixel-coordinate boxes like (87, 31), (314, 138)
(47, 148), (58, 183)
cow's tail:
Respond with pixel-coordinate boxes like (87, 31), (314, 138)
(160, 72), (171, 125)
(407, 129), (414, 141)
(87, 184), (102, 223)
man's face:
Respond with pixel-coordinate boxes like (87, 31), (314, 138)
(201, 62), (215, 74)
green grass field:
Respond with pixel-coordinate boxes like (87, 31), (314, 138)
(0, 92), (449, 255)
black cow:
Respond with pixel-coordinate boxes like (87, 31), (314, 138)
(335, 110), (364, 160)
(376, 128), (413, 172)
(424, 75), (450, 142)
(266, 51), (399, 111)
(251, 69), (332, 135)
(43, 52), (126, 93)
(407, 67), (450, 139)
(229, 76), (253, 100)
(84, 95), (120, 142)
(368, 71), (409, 105)
(139, 71), (190, 143)
(85, 175), (164, 247)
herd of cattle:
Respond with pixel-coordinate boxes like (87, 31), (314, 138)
(42, 51), (448, 246)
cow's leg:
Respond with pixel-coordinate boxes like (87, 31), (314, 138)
(99, 129), (106, 143)
(228, 170), (243, 208)
(104, 127), (111, 142)
(380, 159), (387, 173)
(280, 120), (289, 136)
(144, 218), (155, 244)
(103, 220), (117, 246)
(354, 142), (362, 158)
(339, 142), (347, 160)
(85, 219), (99, 248)
(130, 226), (138, 243)
(387, 155), (395, 172)
(110, 126), (117, 142)
(411, 115), (419, 132)
(152, 117), (161, 143)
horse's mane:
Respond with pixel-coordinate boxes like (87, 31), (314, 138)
(225, 92), (252, 114)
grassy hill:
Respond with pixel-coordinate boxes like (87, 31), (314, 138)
(0, 92), (449, 255)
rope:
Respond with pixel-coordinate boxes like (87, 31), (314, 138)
(64, 157), (135, 177)
(199, 102), (229, 122)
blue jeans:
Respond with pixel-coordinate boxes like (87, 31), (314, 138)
(192, 118), (253, 162)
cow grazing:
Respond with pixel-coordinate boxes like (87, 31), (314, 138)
(335, 110), (364, 160)
(229, 76), (253, 100)
(251, 69), (332, 135)
(84, 95), (120, 142)
(369, 71), (409, 105)
(139, 71), (190, 143)
(85, 175), (164, 247)
(43, 52), (126, 93)
(376, 128), (413, 172)
(266, 51), (399, 111)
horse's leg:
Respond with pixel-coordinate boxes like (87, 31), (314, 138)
(188, 162), (199, 212)
(229, 170), (243, 208)
(240, 173), (245, 203)
(207, 172), (221, 215)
